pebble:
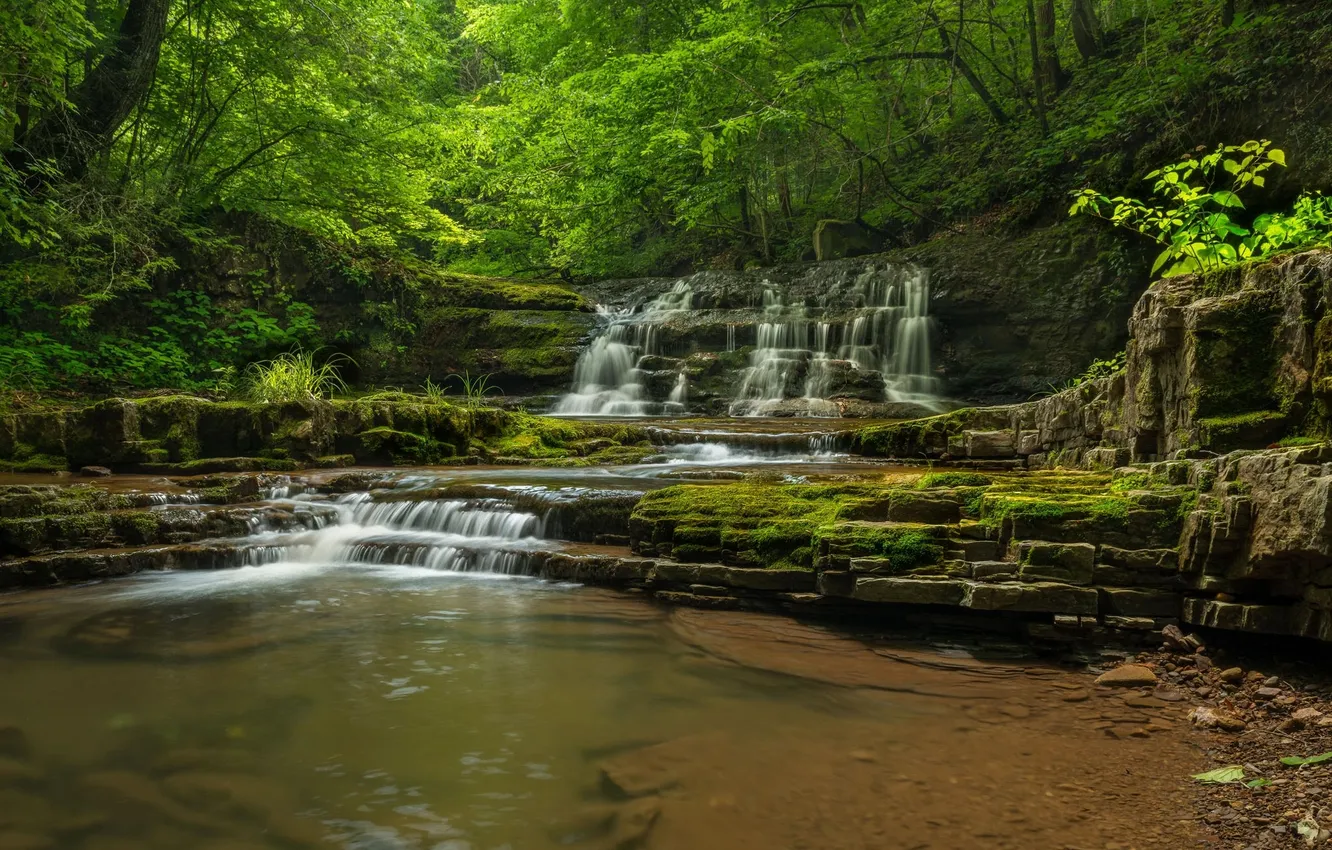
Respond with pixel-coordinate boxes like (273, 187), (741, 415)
(1220, 667), (1245, 684)
(1254, 687), (1282, 700)
(1264, 676), (1280, 687)
(1062, 689), (1092, 703)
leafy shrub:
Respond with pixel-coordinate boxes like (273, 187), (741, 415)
(1071, 141), (1332, 279)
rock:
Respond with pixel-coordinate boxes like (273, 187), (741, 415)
(0, 759), (40, 787)
(1293, 708), (1325, 723)
(79, 771), (228, 831)
(609, 796), (661, 849)
(0, 790), (53, 830)
(599, 737), (713, 798)
(1153, 687), (1186, 702)
(851, 576), (966, 606)
(1264, 676), (1280, 687)
(1220, 667), (1245, 683)
(78, 466), (112, 478)
(1254, 687), (1282, 700)
(0, 833), (54, 850)
(161, 771), (295, 820)
(0, 729), (30, 762)
(1095, 664), (1158, 688)
(1161, 624), (1203, 653)
(1014, 540), (1095, 585)
(1189, 706), (1248, 732)
(1062, 689), (1092, 703)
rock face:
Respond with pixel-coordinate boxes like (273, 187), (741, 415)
(574, 221), (1145, 407)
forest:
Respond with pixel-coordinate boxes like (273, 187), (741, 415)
(2, 0), (1332, 393)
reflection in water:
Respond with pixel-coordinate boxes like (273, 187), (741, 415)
(0, 573), (1195, 850)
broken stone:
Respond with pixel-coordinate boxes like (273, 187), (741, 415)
(1189, 706), (1247, 732)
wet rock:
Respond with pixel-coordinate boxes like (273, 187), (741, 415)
(0, 833), (54, 850)
(0, 758), (41, 787)
(609, 797), (661, 849)
(1061, 689), (1092, 703)
(78, 467), (112, 477)
(161, 771), (295, 820)
(548, 804), (620, 844)
(0, 729), (30, 762)
(79, 770), (228, 831)
(599, 736), (713, 799)
(1095, 664), (1158, 687)
(0, 790), (54, 830)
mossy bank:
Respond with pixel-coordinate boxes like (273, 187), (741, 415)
(0, 395), (654, 473)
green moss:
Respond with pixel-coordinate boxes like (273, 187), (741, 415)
(1276, 435), (1322, 447)
(917, 471), (992, 489)
(1197, 410), (1287, 452)
(1109, 471), (1168, 492)
(813, 522), (945, 572)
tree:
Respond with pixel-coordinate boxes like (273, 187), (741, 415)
(1070, 0), (1103, 59)
(16, 0), (172, 179)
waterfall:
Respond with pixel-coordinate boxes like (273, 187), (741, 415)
(553, 282), (693, 416)
(555, 262), (941, 418)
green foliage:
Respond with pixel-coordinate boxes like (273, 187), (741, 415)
(241, 351), (352, 403)
(1071, 141), (1332, 278)
(1279, 752), (1332, 767)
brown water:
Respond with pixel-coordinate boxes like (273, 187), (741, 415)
(0, 569), (1198, 850)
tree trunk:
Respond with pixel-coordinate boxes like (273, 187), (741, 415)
(1070, 0), (1102, 60)
(1025, 0), (1050, 133)
(1221, 0), (1236, 27)
(930, 14), (1010, 124)
(1037, 0), (1067, 96)
(18, 0), (172, 179)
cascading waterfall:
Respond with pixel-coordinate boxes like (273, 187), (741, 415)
(553, 282), (694, 416)
(556, 263), (941, 418)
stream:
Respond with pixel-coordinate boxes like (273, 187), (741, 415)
(0, 420), (1196, 850)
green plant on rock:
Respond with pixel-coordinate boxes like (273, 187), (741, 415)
(241, 351), (352, 404)
(1071, 141), (1332, 279)
(453, 371), (499, 437)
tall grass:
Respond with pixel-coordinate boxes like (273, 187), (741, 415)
(241, 351), (352, 403)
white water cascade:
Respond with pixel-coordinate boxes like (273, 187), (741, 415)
(554, 263), (941, 418)
(553, 282), (694, 416)
(730, 266), (940, 416)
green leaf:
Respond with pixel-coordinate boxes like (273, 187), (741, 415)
(1151, 248), (1173, 275)
(1193, 766), (1246, 784)
(1213, 191), (1245, 209)
(1268, 149), (1287, 166)
(1280, 752), (1332, 767)
(1246, 778), (1273, 789)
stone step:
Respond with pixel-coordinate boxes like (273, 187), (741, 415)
(0, 504), (337, 558)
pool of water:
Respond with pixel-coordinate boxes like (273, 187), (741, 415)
(0, 567), (1196, 850)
